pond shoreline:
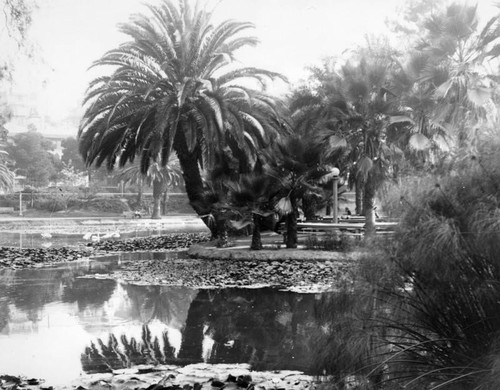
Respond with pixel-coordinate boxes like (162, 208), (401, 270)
(1, 363), (317, 390)
(0, 232), (359, 293)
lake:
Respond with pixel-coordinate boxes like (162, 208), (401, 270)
(0, 253), (331, 385)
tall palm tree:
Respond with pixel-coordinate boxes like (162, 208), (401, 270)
(308, 54), (411, 234)
(416, 3), (500, 148)
(78, 0), (287, 235)
(116, 157), (182, 219)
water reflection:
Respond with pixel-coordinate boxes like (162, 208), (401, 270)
(0, 253), (330, 385)
(80, 288), (321, 373)
(0, 228), (200, 248)
(82, 324), (178, 373)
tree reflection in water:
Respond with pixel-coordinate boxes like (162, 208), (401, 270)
(0, 263), (114, 333)
(81, 324), (177, 373)
(82, 288), (328, 374)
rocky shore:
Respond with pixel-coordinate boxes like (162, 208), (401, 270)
(102, 247), (357, 291)
(0, 363), (319, 390)
(0, 233), (210, 269)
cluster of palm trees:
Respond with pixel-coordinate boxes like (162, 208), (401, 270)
(78, 0), (500, 247)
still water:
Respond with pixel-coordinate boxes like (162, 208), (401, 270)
(0, 253), (330, 385)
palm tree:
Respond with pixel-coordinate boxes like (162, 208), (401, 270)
(0, 141), (14, 192)
(288, 84), (350, 218)
(269, 136), (332, 248)
(78, 0), (287, 235)
(308, 53), (411, 234)
(115, 157), (182, 219)
(416, 3), (500, 148)
(228, 174), (278, 250)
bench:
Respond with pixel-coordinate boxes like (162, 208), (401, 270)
(0, 207), (15, 213)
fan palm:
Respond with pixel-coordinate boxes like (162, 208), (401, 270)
(115, 156), (181, 219)
(416, 3), (500, 148)
(78, 0), (287, 234)
(269, 136), (332, 248)
(287, 82), (351, 218)
(228, 173), (278, 250)
(312, 55), (411, 234)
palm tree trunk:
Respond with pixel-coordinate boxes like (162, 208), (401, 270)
(87, 169), (92, 189)
(286, 197), (298, 248)
(136, 177), (144, 205)
(151, 179), (162, 219)
(363, 178), (376, 236)
(161, 187), (169, 215)
(174, 134), (215, 235)
(215, 217), (229, 247)
(302, 194), (317, 220)
(355, 178), (363, 215)
(251, 214), (262, 250)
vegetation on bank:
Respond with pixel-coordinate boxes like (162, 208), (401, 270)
(312, 133), (500, 389)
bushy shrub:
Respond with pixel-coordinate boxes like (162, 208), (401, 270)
(67, 197), (130, 213)
(0, 195), (19, 208)
(34, 197), (67, 212)
(315, 135), (500, 389)
(371, 137), (500, 389)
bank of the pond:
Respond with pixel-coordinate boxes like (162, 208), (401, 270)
(1, 363), (316, 390)
(0, 233), (210, 268)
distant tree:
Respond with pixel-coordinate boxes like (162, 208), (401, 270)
(7, 130), (59, 187)
(0, 0), (37, 128)
(115, 156), (182, 219)
(0, 141), (13, 191)
(61, 137), (86, 172)
(1, 0), (36, 46)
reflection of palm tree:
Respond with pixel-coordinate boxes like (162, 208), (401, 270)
(177, 289), (208, 364)
(0, 298), (10, 332)
(81, 288), (330, 375)
(62, 278), (116, 311)
(81, 324), (178, 373)
(179, 288), (321, 372)
(123, 285), (197, 328)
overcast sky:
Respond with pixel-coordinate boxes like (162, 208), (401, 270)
(9, 0), (496, 122)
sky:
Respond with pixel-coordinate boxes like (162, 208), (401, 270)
(7, 0), (497, 131)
